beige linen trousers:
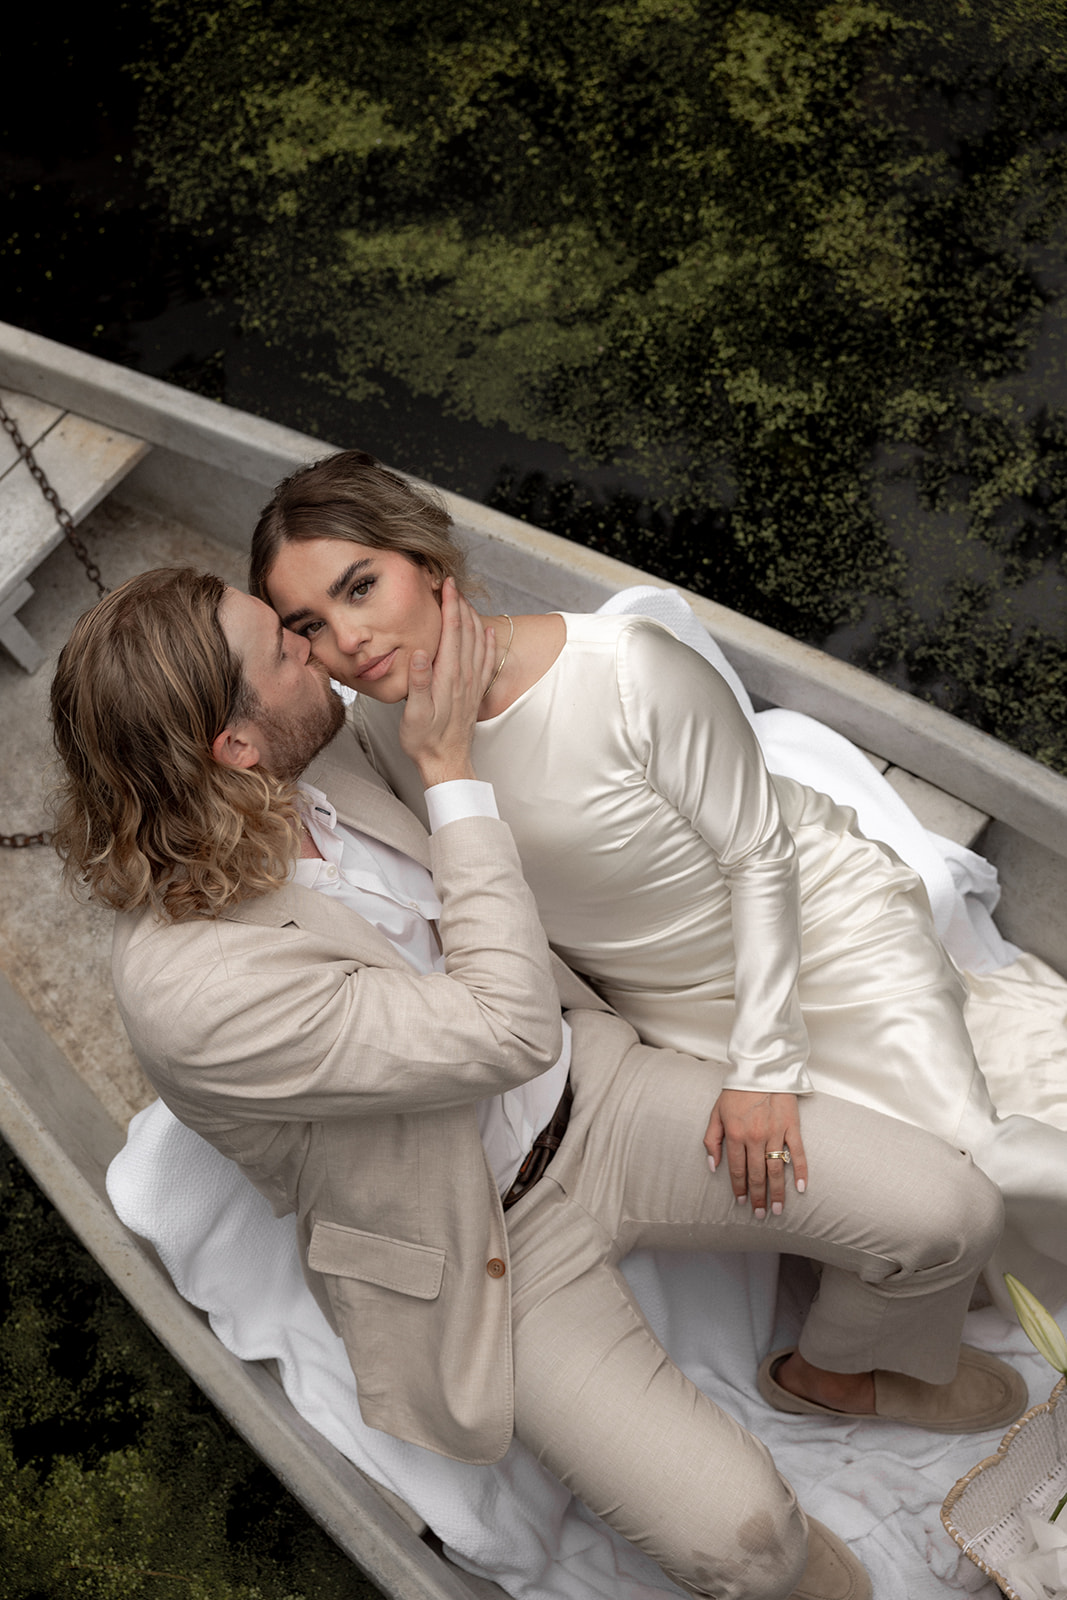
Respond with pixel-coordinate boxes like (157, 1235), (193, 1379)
(113, 733), (1004, 1599)
(504, 1008), (1002, 1598)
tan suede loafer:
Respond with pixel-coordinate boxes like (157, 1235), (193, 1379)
(758, 1345), (1028, 1433)
(789, 1518), (871, 1600)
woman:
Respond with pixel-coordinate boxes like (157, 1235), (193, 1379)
(251, 450), (1067, 1282)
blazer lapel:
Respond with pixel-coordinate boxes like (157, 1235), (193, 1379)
(224, 731), (432, 961)
(224, 878), (415, 970)
(306, 732), (432, 868)
(224, 729), (612, 1014)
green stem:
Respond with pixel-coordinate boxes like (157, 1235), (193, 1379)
(1051, 1490), (1067, 1524)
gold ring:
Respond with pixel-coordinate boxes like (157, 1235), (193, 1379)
(765, 1149), (791, 1164)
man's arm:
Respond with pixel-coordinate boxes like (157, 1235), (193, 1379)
(115, 815), (563, 1122)
(115, 582), (564, 1123)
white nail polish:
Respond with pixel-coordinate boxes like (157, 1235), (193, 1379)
(772, 1201), (783, 1216)
(707, 1155), (716, 1173)
(735, 1193), (746, 1205)
(754, 1207), (766, 1220)
(796, 1178), (806, 1194)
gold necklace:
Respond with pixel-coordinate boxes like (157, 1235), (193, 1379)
(482, 614), (514, 700)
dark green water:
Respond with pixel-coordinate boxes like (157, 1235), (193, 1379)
(3, 3), (1067, 1590)
(0, 1140), (383, 1597)
(5, 0), (1067, 770)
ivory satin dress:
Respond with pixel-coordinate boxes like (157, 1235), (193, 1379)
(354, 612), (1067, 1301)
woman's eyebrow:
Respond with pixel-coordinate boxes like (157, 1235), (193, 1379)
(278, 559), (373, 629)
(327, 558), (372, 600)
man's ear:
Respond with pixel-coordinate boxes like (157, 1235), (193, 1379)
(211, 724), (261, 770)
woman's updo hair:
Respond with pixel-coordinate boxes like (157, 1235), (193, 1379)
(249, 449), (479, 603)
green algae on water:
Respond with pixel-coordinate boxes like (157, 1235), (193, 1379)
(0, 1140), (382, 1600)
(134, 0), (1067, 770)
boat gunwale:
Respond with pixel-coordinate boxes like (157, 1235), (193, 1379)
(0, 969), (504, 1600)
(2, 318), (1063, 861)
(2, 318), (1067, 1599)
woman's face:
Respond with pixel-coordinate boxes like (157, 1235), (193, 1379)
(265, 536), (444, 701)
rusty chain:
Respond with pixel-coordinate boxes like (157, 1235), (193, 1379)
(0, 394), (110, 848)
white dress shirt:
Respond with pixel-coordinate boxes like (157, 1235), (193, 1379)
(292, 779), (572, 1194)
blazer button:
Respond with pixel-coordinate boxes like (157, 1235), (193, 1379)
(486, 1258), (506, 1278)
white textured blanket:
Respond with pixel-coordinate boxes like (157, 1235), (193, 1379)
(107, 1102), (1065, 1600)
(107, 589), (1067, 1600)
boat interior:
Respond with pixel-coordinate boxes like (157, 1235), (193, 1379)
(2, 320), (1067, 1600)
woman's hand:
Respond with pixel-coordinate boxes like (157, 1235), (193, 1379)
(399, 578), (495, 789)
(704, 1089), (807, 1217)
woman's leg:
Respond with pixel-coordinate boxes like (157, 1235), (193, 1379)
(504, 1012), (1003, 1595)
(553, 1014), (1002, 1381)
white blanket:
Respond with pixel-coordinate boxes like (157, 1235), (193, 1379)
(107, 588), (1067, 1600)
(107, 1103), (1064, 1600)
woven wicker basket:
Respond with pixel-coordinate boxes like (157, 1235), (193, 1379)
(941, 1376), (1067, 1598)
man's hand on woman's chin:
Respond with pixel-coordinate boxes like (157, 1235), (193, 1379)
(400, 578), (496, 789)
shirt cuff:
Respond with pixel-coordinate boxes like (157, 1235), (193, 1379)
(424, 779), (500, 832)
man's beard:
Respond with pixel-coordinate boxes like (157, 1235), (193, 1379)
(254, 675), (347, 782)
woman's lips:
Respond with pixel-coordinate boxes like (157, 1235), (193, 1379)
(354, 647), (398, 682)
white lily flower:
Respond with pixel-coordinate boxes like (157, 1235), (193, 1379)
(1005, 1274), (1067, 1376)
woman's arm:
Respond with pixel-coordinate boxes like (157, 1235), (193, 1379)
(705, 1090), (808, 1217)
(616, 619), (812, 1212)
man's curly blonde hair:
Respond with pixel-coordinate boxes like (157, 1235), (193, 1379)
(50, 567), (300, 922)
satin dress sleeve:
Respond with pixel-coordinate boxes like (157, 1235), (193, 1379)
(354, 614), (813, 1095)
(612, 621), (813, 1095)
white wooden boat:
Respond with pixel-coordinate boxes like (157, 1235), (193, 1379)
(1, 317), (1066, 1600)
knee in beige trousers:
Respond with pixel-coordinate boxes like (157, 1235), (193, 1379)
(505, 1011), (1003, 1598)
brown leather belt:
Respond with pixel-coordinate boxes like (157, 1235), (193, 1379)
(501, 1076), (573, 1211)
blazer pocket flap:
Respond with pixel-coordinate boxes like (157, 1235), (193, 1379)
(308, 1220), (444, 1299)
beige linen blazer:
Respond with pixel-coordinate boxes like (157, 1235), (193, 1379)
(112, 731), (608, 1464)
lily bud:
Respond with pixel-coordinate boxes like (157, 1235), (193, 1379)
(1005, 1274), (1067, 1375)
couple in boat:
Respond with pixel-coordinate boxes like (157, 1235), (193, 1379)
(49, 449), (1067, 1600)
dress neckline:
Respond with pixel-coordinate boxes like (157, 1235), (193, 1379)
(475, 612), (571, 728)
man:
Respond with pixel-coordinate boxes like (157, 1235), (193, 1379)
(51, 566), (1024, 1600)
